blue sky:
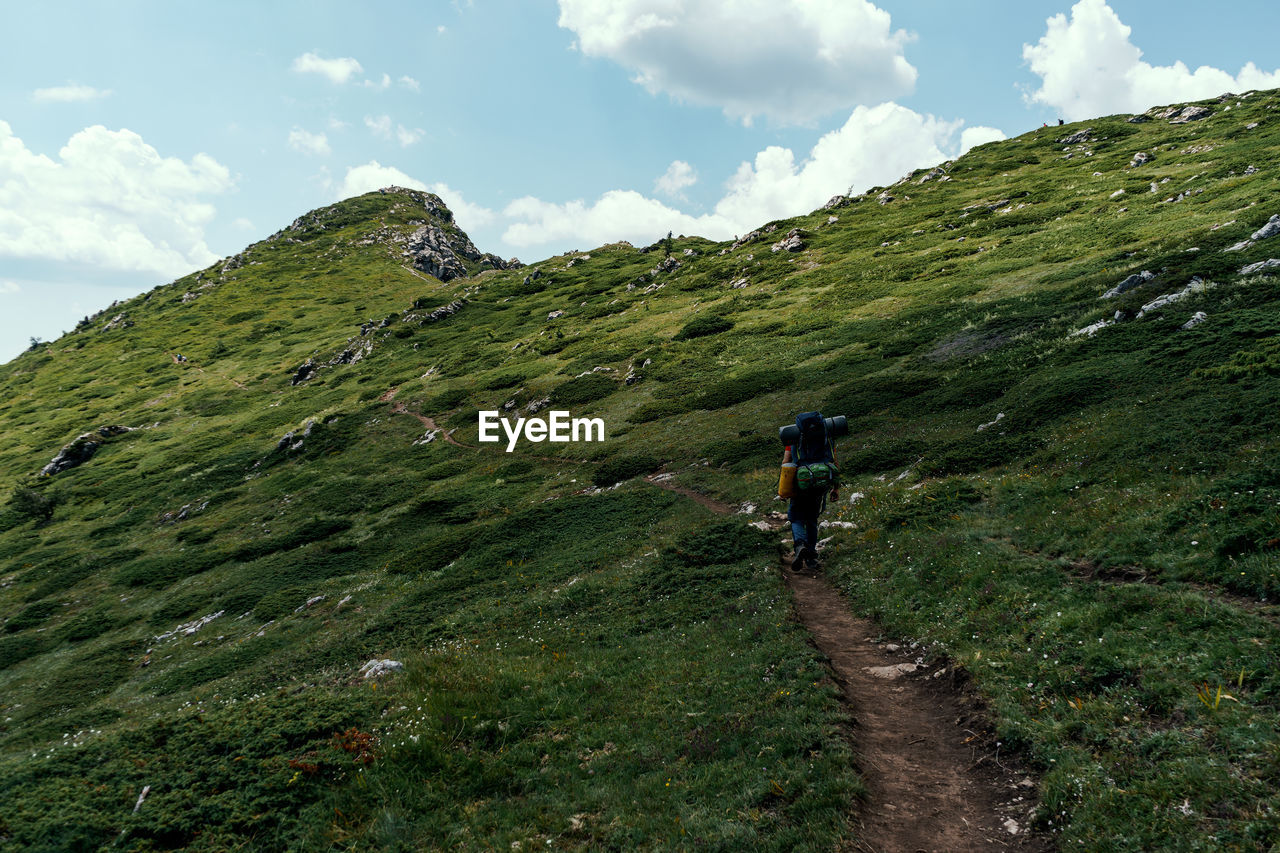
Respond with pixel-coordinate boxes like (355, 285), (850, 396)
(2, 0), (1278, 362)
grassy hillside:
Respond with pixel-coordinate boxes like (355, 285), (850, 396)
(2, 90), (1280, 850)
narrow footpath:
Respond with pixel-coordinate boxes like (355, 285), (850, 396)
(645, 474), (1050, 853)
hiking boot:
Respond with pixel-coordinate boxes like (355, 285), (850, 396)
(790, 545), (811, 572)
(804, 552), (822, 572)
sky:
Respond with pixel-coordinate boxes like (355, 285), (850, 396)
(2, 0), (1278, 363)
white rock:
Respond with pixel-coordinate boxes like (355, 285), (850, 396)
(359, 659), (405, 679)
(864, 663), (918, 680)
(1181, 312), (1208, 330)
(1240, 258), (1280, 275)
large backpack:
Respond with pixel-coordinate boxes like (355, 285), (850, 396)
(793, 411), (838, 491)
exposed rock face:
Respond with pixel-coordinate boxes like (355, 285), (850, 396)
(101, 313), (132, 332)
(823, 194), (848, 209)
(41, 426), (135, 476)
(1101, 270), (1154, 299)
(405, 223), (471, 282)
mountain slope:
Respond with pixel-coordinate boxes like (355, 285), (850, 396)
(2, 90), (1280, 850)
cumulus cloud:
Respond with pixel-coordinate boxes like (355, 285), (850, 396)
(503, 102), (1000, 249)
(338, 161), (495, 230)
(655, 160), (697, 199)
(288, 128), (331, 156)
(365, 114), (393, 138)
(33, 84), (111, 103)
(292, 51), (363, 84)
(363, 73), (392, 90)
(399, 75), (421, 91)
(1023, 0), (1280, 121)
(557, 0), (916, 125)
(0, 121), (232, 278)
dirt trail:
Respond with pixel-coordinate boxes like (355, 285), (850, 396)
(645, 475), (1048, 853)
(389, 400), (477, 450)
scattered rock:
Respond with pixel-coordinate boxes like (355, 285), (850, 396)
(771, 229), (805, 253)
(1129, 152), (1153, 168)
(1181, 311), (1208, 330)
(1070, 319), (1114, 338)
(976, 412), (1005, 432)
(1250, 214), (1280, 242)
(1110, 189), (1126, 199)
(1225, 240), (1253, 252)
(358, 659), (405, 679)
(1169, 105), (1213, 124)
(290, 359), (317, 386)
(1244, 165), (1258, 175)
(823, 195), (848, 210)
(1240, 258), (1280, 276)
(155, 611), (225, 642)
(1136, 277), (1210, 319)
(865, 663), (918, 680)
(1057, 127), (1093, 145)
(547, 310), (565, 320)
(1101, 270), (1154, 299)
(917, 166), (948, 184)
(525, 397), (552, 413)
(729, 277), (749, 289)
(876, 191), (895, 205)
(650, 256), (682, 275)
(827, 215), (839, 225)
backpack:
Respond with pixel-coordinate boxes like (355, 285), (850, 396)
(793, 411), (838, 491)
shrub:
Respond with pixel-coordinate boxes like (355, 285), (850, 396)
(593, 453), (662, 487)
(674, 314), (734, 341)
(551, 373), (617, 406)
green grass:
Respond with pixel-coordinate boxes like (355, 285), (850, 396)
(2, 90), (1280, 849)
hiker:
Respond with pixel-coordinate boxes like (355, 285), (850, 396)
(780, 411), (840, 572)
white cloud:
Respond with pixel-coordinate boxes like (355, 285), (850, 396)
(338, 161), (496, 231)
(0, 280), (19, 294)
(328, 116), (350, 131)
(959, 126), (1006, 152)
(231, 217), (254, 230)
(0, 121), (232, 278)
(1023, 0), (1280, 121)
(365, 114), (393, 138)
(33, 84), (111, 103)
(363, 73), (392, 90)
(655, 160), (696, 199)
(557, 0), (916, 125)
(288, 127), (331, 156)
(292, 51), (363, 84)
(502, 102), (1000, 249)
(396, 126), (424, 147)
(399, 75), (421, 91)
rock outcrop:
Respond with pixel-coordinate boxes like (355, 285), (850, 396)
(41, 425), (135, 476)
(1101, 270), (1154, 299)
